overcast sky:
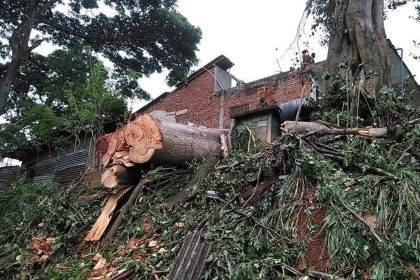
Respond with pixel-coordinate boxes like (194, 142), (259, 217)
(134, 0), (420, 111)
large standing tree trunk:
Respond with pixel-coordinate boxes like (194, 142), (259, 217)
(327, 0), (391, 94)
(0, 0), (52, 115)
(0, 18), (34, 115)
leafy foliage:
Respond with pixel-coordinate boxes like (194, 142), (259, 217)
(309, 73), (418, 128)
(0, 0), (201, 98)
(0, 47), (127, 158)
(0, 179), (107, 279)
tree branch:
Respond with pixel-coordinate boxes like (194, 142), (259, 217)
(321, 153), (398, 180)
(338, 199), (383, 243)
(282, 121), (401, 139)
(27, 39), (44, 53)
(38, 16), (153, 44)
(307, 270), (346, 280)
(40, 0), (60, 12)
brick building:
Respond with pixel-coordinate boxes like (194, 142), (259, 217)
(135, 41), (420, 128)
(136, 55), (316, 128)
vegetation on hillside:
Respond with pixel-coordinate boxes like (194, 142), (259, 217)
(0, 75), (418, 279)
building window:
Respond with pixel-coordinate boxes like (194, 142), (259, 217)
(230, 104), (249, 117)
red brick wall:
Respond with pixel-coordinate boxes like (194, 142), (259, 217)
(222, 70), (312, 127)
(138, 67), (313, 128)
(142, 67), (221, 128)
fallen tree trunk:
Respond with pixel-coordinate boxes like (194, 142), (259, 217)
(96, 114), (228, 168)
(151, 121), (227, 166)
(281, 121), (400, 138)
(97, 113), (228, 188)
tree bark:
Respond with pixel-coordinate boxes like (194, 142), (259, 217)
(0, 17), (35, 114)
(327, 0), (391, 94)
(151, 121), (227, 166)
(0, 0), (57, 114)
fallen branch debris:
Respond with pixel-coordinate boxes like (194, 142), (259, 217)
(85, 186), (131, 241)
(282, 121), (401, 139)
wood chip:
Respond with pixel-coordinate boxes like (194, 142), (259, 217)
(93, 253), (102, 261)
(361, 213), (377, 227)
(344, 179), (356, 187)
(174, 222), (185, 228)
(158, 248), (167, 254)
(127, 237), (141, 249)
(148, 240), (158, 247)
(92, 258), (107, 271)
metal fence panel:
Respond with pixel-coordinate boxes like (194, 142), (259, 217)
(0, 166), (22, 194)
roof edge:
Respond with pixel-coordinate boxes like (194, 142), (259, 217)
(135, 55), (234, 115)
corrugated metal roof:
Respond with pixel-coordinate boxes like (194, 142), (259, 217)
(29, 149), (90, 185)
(55, 165), (86, 186)
(0, 166), (22, 195)
(168, 229), (213, 280)
(55, 149), (89, 171)
(33, 174), (55, 184)
(0, 148), (92, 192)
(55, 149), (89, 186)
(33, 157), (56, 176)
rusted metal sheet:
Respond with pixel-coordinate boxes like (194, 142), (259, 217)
(168, 229), (213, 280)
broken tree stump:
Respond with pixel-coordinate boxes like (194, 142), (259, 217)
(96, 114), (228, 168)
(96, 114), (228, 188)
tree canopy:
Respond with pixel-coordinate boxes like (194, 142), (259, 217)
(0, 0), (202, 114)
(0, 47), (127, 160)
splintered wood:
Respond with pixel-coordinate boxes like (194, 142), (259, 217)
(84, 187), (131, 241)
(97, 114), (163, 167)
(85, 113), (229, 241)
